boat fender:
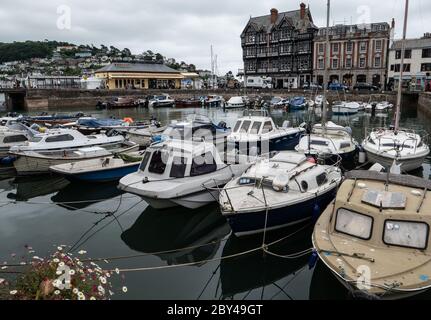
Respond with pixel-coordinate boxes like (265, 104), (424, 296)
(142, 177), (149, 184)
(312, 203), (321, 223)
(358, 146), (367, 164)
(0, 156), (17, 166)
(308, 250), (319, 270)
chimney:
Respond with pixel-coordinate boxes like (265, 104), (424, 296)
(270, 8), (278, 24)
(391, 18), (395, 29)
(300, 3), (306, 20)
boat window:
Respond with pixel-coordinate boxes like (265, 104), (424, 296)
(250, 122), (262, 134)
(148, 150), (169, 174)
(170, 156), (187, 178)
(383, 220), (429, 250)
(233, 121), (242, 133)
(301, 181), (309, 192)
(139, 151), (152, 172)
(29, 136), (43, 143)
(316, 173), (328, 186)
(239, 177), (256, 185)
(262, 121), (274, 134)
(311, 140), (329, 146)
(46, 134), (75, 143)
(190, 152), (217, 177)
(340, 142), (351, 149)
(3, 135), (28, 144)
(335, 208), (373, 240)
(240, 121), (252, 133)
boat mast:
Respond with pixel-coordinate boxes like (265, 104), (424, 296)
(395, 0), (409, 133)
(322, 0), (331, 132)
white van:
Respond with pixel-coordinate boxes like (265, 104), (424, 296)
(245, 77), (273, 89)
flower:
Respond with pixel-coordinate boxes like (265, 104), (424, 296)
(78, 293), (86, 300)
(78, 250), (87, 255)
(115, 268), (120, 275)
(54, 290), (60, 296)
(52, 280), (61, 288)
(53, 258), (60, 263)
(56, 270), (62, 276)
(99, 276), (107, 284)
(122, 286), (128, 293)
(90, 297), (96, 300)
(10, 290), (17, 295)
(0, 278), (5, 285)
(57, 246), (63, 251)
(69, 270), (76, 276)
(73, 288), (79, 294)
(58, 262), (65, 267)
(32, 256), (40, 260)
(98, 286), (105, 294)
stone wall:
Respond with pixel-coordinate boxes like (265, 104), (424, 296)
(418, 92), (431, 118)
(23, 88), (399, 111)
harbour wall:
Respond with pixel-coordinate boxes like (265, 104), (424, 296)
(5, 88), (399, 111)
(418, 92), (431, 119)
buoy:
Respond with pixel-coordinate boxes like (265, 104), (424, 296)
(123, 117), (134, 124)
(307, 157), (317, 164)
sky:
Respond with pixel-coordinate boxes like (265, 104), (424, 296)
(0, 0), (429, 74)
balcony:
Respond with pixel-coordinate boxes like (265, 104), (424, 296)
(279, 37), (294, 42)
(257, 53), (267, 58)
(245, 69), (256, 74)
(279, 67), (292, 72)
(244, 54), (256, 59)
(279, 51), (294, 56)
(267, 68), (279, 73)
(267, 52), (279, 57)
(257, 68), (267, 73)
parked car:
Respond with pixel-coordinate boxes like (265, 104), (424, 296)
(328, 83), (349, 91)
(353, 83), (379, 92)
(303, 83), (323, 90)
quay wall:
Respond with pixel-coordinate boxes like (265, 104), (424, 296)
(23, 88), (398, 111)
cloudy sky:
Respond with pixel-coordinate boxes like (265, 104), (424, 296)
(0, 0), (429, 73)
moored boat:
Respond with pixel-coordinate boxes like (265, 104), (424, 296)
(219, 151), (342, 236)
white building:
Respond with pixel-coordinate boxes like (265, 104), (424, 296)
(388, 33), (431, 91)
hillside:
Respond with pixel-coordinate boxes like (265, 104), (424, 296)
(0, 41), (73, 63)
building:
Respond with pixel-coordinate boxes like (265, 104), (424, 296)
(75, 49), (93, 59)
(388, 33), (431, 91)
(95, 63), (183, 89)
(313, 21), (393, 88)
(241, 3), (318, 89)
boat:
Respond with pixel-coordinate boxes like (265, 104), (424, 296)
(0, 121), (41, 158)
(153, 114), (230, 151)
(315, 95), (328, 108)
(174, 98), (202, 108)
(23, 112), (90, 126)
(295, 122), (358, 168)
(295, 6), (358, 169)
(9, 128), (125, 153)
(362, 127), (429, 172)
(97, 97), (139, 109)
(269, 97), (289, 109)
(118, 139), (252, 210)
(376, 101), (394, 110)
(50, 151), (143, 183)
(312, 169), (431, 299)
(226, 96), (246, 109)
(7, 175), (70, 202)
(204, 95), (224, 107)
(219, 151), (342, 236)
(289, 96), (308, 110)
(148, 94), (175, 108)
(75, 117), (128, 135)
(227, 109), (305, 156)
(362, 0), (429, 173)
(332, 101), (360, 115)
(12, 141), (138, 175)
(123, 125), (166, 148)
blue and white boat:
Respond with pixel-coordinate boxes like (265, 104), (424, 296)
(219, 152), (342, 236)
(50, 152), (143, 183)
(227, 110), (305, 156)
(289, 97), (308, 110)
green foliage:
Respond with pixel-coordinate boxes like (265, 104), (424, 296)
(0, 41), (72, 63)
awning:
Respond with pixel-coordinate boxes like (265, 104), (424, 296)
(108, 73), (184, 80)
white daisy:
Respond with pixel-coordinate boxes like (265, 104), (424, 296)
(69, 270), (76, 276)
(90, 297), (96, 300)
(122, 286), (128, 293)
(98, 285), (105, 294)
(78, 294), (86, 301)
(56, 270), (62, 276)
(54, 290), (60, 295)
(99, 276), (107, 284)
(10, 290), (17, 295)
(73, 288), (79, 294)
(58, 262), (65, 267)
(57, 246), (63, 251)
(53, 258), (60, 263)
(115, 268), (120, 275)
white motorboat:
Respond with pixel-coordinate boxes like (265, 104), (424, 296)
(226, 97), (246, 109)
(0, 121), (42, 158)
(362, 128), (429, 172)
(205, 95), (224, 107)
(332, 101), (360, 115)
(148, 94), (175, 108)
(123, 125), (166, 148)
(219, 151), (342, 237)
(228, 110), (305, 156)
(9, 128), (125, 154)
(295, 122), (358, 168)
(11, 141), (138, 175)
(314, 95), (328, 108)
(119, 140), (252, 210)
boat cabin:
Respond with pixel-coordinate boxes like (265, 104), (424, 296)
(138, 140), (224, 180)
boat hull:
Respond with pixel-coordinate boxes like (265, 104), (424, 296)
(364, 150), (426, 172)
(303, 148), (358, 170)
(232, 132), (302, 154)
(140, 189), (221, 210)
(60, 164), (140, 183)
(223, 188), (337, 237)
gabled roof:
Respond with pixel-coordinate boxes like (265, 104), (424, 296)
(241, 8), (317, 36)
(95, 63), (180, 74)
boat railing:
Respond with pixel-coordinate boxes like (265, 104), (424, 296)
(243, 108), (269, 118)
(366, 127), (429, 152)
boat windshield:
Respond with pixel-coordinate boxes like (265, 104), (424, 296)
(233, 121), (242, 133)
(29, 136), (43, 143)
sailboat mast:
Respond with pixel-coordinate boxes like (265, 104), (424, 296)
(322, 0), (331, 130)
(395, 0), (409, 132)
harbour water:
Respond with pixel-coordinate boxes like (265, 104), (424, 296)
(0, 104), (430, 300)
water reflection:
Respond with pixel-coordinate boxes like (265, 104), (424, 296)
(51, 181), (124, 210)
(7, 175), (69, 201)
(121, 205), (230, 266)
(220, 224), (312, 299)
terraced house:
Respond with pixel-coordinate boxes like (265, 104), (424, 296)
(241, 3), (318, 89)
(313, 21), (393, 89)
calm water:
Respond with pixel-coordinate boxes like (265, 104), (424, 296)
(0, 104), (431, 300)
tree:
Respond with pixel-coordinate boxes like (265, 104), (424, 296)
(122, 48), (132, 57)
(155, 53), (164, 63)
